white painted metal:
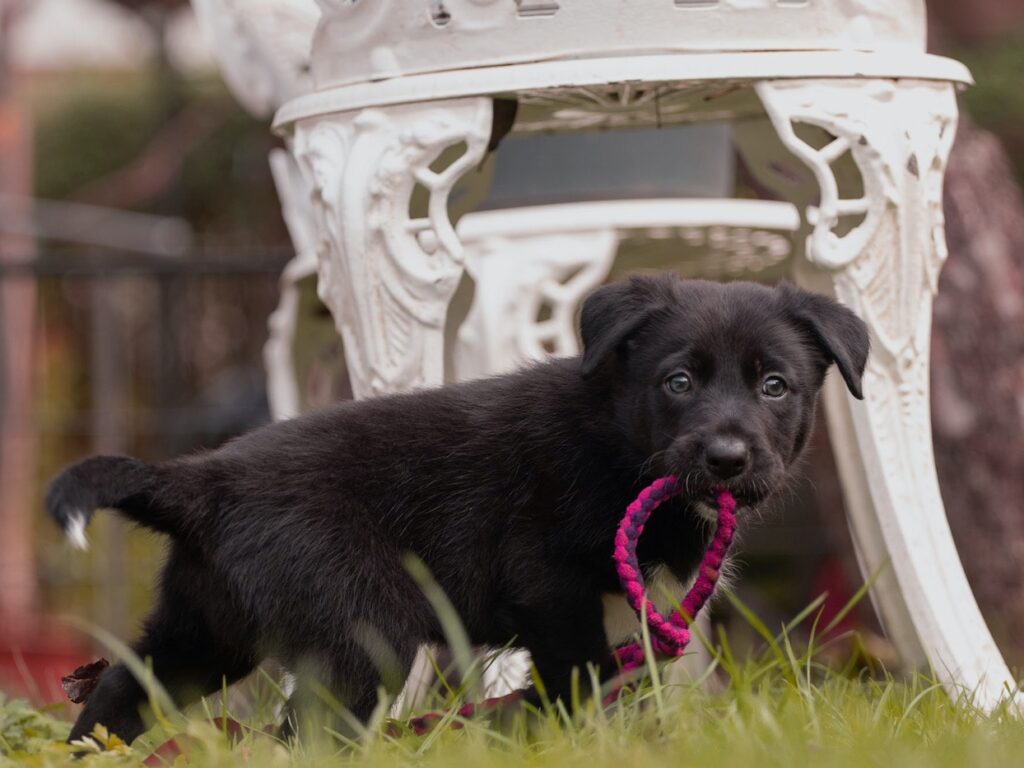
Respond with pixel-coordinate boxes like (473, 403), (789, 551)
(308, 0), (929, 90)
(275, 52), (971, 129)
(457, 200), (800, 239)
(263, 252), (317, 421)
(290, 98), (494, 398)
(264, 149), (318, 421)
(455, 227), (618, 381)
(757, 78), (1020, 712)
(454, 199), (799, 380)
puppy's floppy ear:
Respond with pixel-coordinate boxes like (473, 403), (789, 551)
(579, 275), (670, 379)
(780, 283), (871, 400)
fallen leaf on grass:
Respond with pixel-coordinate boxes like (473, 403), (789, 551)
(61, 658), (110, 704)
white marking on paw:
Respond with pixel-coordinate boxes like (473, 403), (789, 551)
(67, 513), (89, 551)
(280, 670), (296, 699)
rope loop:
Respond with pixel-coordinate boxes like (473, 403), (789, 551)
(611, 480), (737, 675)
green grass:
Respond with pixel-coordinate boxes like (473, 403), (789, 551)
(4, 590), (1024, 768)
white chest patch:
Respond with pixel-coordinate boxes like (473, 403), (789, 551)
(602, 566), (688, 644)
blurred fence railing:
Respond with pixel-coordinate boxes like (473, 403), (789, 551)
(0, 246), (292, 666)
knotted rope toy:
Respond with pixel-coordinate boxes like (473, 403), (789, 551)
(604, 477), (736, 703)
(409, 477), (737, 734)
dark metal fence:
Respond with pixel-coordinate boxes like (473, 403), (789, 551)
(0, 247), (291, 663)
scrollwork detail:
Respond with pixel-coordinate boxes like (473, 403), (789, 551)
(757, 79), (957, 362)
(454, 230), (618, 380)
(291, 99), (493, 397)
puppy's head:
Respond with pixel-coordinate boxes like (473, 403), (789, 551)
(580, 274), (869, 508)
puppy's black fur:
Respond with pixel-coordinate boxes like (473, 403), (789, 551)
(47, 274), (869, 744)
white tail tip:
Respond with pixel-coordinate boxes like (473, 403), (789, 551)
(67, 513), (89, 551)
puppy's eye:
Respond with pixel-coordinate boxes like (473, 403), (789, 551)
(762, 375), (788, 398)
(665, 372), (693, 394)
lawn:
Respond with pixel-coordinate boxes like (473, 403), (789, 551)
(4, 593), (1024, 768)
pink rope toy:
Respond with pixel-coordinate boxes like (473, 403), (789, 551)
(408, 477), (737, 734)
(606, 477), (736, 702)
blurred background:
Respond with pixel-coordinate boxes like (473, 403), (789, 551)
(1, 0), (1022, 706)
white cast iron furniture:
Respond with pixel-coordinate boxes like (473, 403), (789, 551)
(194, 0), (1017, 712)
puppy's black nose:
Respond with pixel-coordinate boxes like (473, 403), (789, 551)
(705, 437), (749, 479)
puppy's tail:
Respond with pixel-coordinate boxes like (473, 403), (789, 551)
(46, 456), (174, 550)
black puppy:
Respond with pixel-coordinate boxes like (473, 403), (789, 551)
(47, 274), (868, 744)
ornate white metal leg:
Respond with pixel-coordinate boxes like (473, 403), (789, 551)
(290, 98), (493, 708)
(455, 224), (618, 380)
(291, 98), (493, 398)
(264, 147), (319, 421)
(758, 78), (1018, 709)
